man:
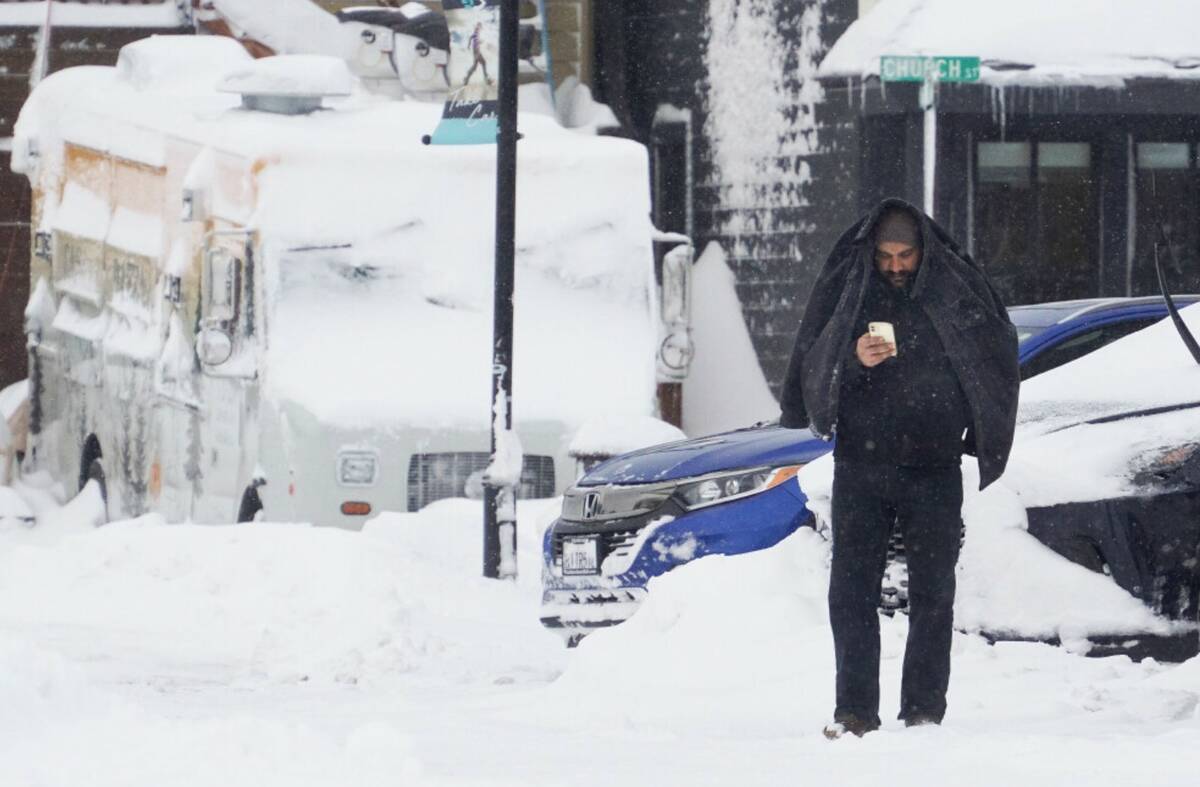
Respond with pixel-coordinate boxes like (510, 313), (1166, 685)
(779, 199), (1019, 738)
(462, 22), (494, 87)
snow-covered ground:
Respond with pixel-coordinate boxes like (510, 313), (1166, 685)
(1, 483), (1197, 786)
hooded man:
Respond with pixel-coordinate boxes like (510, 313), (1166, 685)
(780, 199), (1019, 738)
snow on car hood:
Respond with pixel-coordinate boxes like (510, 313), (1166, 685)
(580, 424), (830, 486)
(1007, 302), (1200, 506)
(1018, 302), (1200, 426)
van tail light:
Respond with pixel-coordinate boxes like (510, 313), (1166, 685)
(341, 501), (372, 516)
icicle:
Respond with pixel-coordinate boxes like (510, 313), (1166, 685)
(998, 86), (1007, 140)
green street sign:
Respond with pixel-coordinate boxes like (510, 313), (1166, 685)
(880, 56), (981, 83)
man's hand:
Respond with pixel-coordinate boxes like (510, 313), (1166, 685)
(855, 332), (895, 368)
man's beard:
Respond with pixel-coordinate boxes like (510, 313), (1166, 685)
(886, 271), (912, 289)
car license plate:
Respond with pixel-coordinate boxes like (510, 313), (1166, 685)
(562, 535), (600, 575)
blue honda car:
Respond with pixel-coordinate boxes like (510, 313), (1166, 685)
(539, 296), (1200, 643)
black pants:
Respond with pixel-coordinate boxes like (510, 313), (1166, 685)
(829, 461), (963, 725)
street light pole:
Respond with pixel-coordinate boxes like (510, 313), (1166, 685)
(483, 0), (520, 580)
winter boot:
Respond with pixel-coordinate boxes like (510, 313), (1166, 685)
(822, 713), (880, 739)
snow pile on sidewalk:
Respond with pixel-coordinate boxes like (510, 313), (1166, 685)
(0, 636), (423, 787)
(549, 527), (835, 735)
(541, 527), (1200, 786)
(0, 500), (564, 689)
(683, 242), (779, 436)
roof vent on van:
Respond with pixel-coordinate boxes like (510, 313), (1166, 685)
(218, 55), (355, 115)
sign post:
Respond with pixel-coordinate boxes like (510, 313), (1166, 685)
(481, 0), (521, 581)
(880, 56), (980, 218)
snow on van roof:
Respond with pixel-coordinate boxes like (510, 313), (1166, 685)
(820, 0), (1200, 86)
(218, 55), (354, 99)
(0, 1), (185, 28)
(14, 36), (660, 431)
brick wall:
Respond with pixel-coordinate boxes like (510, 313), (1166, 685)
(614, 0), (859, 395)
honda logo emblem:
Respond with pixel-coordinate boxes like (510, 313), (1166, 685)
(582, 492), (601, 520)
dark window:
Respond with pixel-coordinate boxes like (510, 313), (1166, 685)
(1038, 143), (1095, 299)
(650, 118), (692, 239)
(975, 141), (1098, 305)
(1132, 142), (1200, 296)
(976, 142), (1032, 302)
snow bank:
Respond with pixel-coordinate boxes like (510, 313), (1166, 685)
(682, 242), (779, 436)
(546, 523), (1200, 768)
(3, 480), (1200, 784)
(550, 527), (835, 733)
(0, 502), (563, 688)
(0, 635), (423, 787)
(821, 0), (1200, 86)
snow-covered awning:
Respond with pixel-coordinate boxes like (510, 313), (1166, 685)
(820, 0), (1200, 87)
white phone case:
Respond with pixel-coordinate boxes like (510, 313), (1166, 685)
(868, 321), (898, 356)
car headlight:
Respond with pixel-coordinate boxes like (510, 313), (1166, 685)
(337, 450), (379, 487)
(674, 465), (802, 510)
(1132, 442), (1200, 487)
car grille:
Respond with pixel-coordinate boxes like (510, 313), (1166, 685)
(881, 528), (909, 614)
(880, 525), (966, 615)
(552, 527), (642, 569)
(407, 452), (556, 511)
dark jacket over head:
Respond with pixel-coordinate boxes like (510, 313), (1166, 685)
(779, 199), (1019, 489)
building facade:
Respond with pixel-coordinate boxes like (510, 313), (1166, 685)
(588, 0), (1200, 396)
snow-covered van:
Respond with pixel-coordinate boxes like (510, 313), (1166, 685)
(13, 37), (666, 527)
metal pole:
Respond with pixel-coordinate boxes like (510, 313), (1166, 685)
(484, 0), (520, 580)
(921, 75), (937, 217)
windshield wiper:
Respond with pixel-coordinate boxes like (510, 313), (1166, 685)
(1042, 400), (1200, 436)
(1151, 179), (1200, 365)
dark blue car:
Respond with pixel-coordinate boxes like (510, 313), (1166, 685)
(539, 296), (1200, 643)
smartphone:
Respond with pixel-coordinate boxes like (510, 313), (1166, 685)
(868, 321), (898, 356)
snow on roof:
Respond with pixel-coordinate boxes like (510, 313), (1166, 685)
(116, 35), (253, 92)
(820, 0), (1200, 86)
(209, 0), (342, 57)
(0, 1), (185, 28)
(217, 55), (354, 98)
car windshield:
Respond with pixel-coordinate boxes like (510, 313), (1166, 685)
(1017, 302), (1200, 432)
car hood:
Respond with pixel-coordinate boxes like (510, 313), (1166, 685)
(579, 424), (830, 486)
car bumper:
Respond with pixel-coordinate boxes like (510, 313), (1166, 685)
(539, 479), (811, 637)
